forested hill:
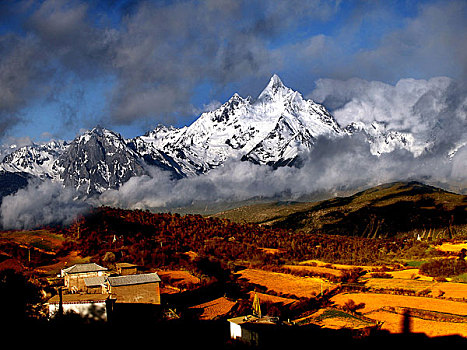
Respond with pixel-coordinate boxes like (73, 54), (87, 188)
(211, 182), (467, 239)
(62, 205), (444, 268)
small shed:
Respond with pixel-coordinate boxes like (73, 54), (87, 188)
(116, 263), (139, 275)
(228, 315), (280, 346)
(228, 315), (260, 340)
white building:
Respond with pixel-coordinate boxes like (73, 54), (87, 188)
(47, 293), (111, 321)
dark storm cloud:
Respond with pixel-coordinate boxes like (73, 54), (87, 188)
(0, 0), (343, 133)
(0, 0), (116, 138)
(0, 33), (51, 137)
(347, 1), (467, 82)
(108, 0), (279, 123)
(0, 0), (465, 134)
(280, 0), (467, 86)
(25, 0), (118, 76)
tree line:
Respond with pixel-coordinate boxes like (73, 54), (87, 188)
(61, 206), (445, 271)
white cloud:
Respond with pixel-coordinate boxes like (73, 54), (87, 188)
(0, 179), (91, 230)
(309, 76), (467, 157)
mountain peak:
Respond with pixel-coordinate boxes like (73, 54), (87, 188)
(270, 73), (283, 85)
(266, 73), (285, 91)
(258, 74), (290, 101)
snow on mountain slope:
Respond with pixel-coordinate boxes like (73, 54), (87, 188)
(144, 74), (344, 172)
(344, 121), (426, 156)
(55, 126), (149, 195)
(243, 75), (342, 165)
(0, 140), (68, 179)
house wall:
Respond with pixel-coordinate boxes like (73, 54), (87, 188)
(110, 282), (160, 304)
(65, 271), (107, 292)
(118, 267), (138, 275)
(86, 285), (104, 294)
(230, 322), (242, 339)
(48, 301), (108, 321)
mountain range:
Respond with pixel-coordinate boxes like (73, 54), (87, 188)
(0, 75), (443, 198)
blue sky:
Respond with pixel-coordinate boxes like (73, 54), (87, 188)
(0, 0), (465, 144)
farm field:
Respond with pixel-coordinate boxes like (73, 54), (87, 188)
(363, 277), (467, 300)
(158, 270), (201, 294)
(434, 241), (467, 254)
(189, 297), (236, 320)
(331, 292), (467, 337)
(236, 268), (336, 298)
(331, 292), (467, 316)
(297, 259), (383, 272)
(0, 229), (65, 252)
(283, 264), (344, 278)
(384, 268), (433, 281)
(247, 291), (297, 306)
(295, 308), (379, 330)
(236, 258), (467, 339)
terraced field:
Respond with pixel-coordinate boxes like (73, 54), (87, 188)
(331, 293), (467, 337)
(236, 268), (336, 298)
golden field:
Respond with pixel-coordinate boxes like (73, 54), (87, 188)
(331, 292), (467, 337)
(236, 253), (467, 339)
(434, 241), (467, 254)
(236, 268), (336, 298)
(283, 264), (344, 277)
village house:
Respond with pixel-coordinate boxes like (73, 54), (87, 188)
(47, 292), (111, 321)
(48, 262), (161, 321)
(227, 293), (290, 346)
(61, 263), (108, 292)
(106, 273), (161, 304)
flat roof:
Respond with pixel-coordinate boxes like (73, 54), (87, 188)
(228, 315), (279, 325)
(228, 315), (260, 325)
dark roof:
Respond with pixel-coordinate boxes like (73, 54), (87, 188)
(62, 263), (108, 274)
(108, 272), (161, 287)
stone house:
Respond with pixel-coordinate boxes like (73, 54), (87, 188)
(49, 263), (161, 321)
(47, 292), (111, 321)
(106, 273), (161, 304)
(61, 263), (108, 292)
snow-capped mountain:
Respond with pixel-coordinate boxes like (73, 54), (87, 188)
(0, 140), (68, 179)
(0, 74), (432, 196)
(137, 74), (343, 173)
(55, 126), (150, 194)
